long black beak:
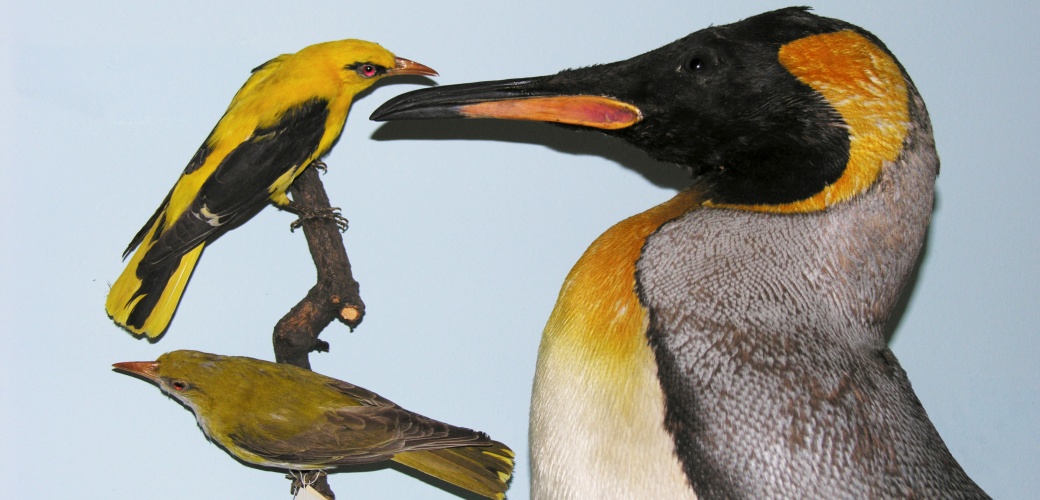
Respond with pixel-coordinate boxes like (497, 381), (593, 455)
(370, 76), (643, 130)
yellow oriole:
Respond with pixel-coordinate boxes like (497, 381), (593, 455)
(107, 39), (436, 338)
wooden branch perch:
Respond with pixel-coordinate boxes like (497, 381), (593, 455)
(273, 165), (366, 368)
(273, 164), (366, 499)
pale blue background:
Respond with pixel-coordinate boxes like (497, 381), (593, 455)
(3, 1), (1037, 498)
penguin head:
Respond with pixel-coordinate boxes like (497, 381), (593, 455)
(372, 7), (920, 212)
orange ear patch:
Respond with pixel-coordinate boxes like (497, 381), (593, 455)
(726, 30), (910, 213)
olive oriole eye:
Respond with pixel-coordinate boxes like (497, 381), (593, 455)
(172, 381), (188, 391)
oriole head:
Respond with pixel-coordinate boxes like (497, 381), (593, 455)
(257, 39), (438, 100)
(112, 350), (225, 415)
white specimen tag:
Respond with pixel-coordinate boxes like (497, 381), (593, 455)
(293, 485), (329, 500)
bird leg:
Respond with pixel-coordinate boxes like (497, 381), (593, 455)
(287, 203), (349, 233)
(284, 159), (347, 232)
(288, 470), (335, 499)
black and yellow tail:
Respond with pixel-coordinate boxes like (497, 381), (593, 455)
(393, 440), (515, 499)
(106, 206), (203, 339)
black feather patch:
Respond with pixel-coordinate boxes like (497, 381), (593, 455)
(126, 134), (213, 258)
(139, 98), (330, 270)
(123, 98), (331, 329)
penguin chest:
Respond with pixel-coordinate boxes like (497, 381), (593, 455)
(529, 190), (703, 499)
(530, 317), (695, 500)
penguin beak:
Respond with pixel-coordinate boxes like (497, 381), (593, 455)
(371, 76), (643, 130)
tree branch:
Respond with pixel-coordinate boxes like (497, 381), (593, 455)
(273, 165), (365, 368)
(273, 164), (366, 499)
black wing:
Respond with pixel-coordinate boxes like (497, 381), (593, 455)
(138, 98), (329, 269)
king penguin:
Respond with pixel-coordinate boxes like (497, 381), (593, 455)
(372, 7), (987, 499)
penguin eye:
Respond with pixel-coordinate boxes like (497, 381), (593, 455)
(687, 57), (704, 71)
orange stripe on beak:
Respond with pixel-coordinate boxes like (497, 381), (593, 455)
(459, 95), (642, 130)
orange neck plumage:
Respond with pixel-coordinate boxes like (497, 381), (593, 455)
(542, 188), (704, 373)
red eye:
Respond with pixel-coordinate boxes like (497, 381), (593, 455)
(359, 64), (377, 78)
(172, 381), (187, 391)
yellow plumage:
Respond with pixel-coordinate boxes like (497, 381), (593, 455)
(106, 39), (436, 338)
(113, 350), (514, 499)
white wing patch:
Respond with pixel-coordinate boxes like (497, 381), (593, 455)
(199, 205), (223, 227)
